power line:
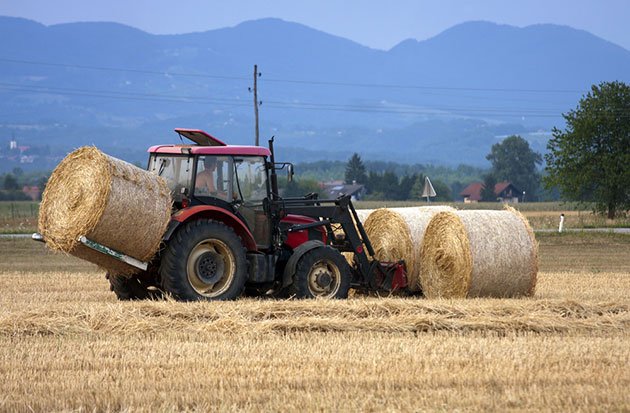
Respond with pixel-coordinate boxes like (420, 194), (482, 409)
(6, 80), (628, 119)
(0, 82), (565, 115)
(0, 57), (589, 95)
(0, 80), (572, 113)
(2, 82), (624, 119)
(263, 77), (587, 94)
(0, 57), (249, 81)
(0, 81), (247, 104)
(262, 99), (574, 115)
(262, 102), (568, 118)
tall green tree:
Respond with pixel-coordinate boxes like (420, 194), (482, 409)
(3, 173), (18, 190)
(486, 135), (542, 199)
(480, 174), (497, 202)
(399, 173), (418, 200)
(381, 171), (401, 200)
(431, 179), (453, 202)
(344, 153), (367, 185)
(544, 81), (630, 218)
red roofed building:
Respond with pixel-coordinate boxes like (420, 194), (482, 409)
(22, 186), (41, 201)
(460, 181), (521, 203)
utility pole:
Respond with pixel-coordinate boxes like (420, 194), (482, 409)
(253, 64), (260, 146)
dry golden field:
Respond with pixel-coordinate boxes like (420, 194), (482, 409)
(0, 233), (629, 412)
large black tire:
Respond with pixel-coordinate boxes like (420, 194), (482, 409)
(106, 272), (162, 301)
(289, 246), (351, 299)
(159, 219), (248, 301)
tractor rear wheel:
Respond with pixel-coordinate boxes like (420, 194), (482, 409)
(106, 272), (162, 300)
(159, 219), (248, 301)
(290, 246), (351, 299)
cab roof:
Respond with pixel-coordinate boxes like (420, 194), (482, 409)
(148, 128), (271, 157)
(148, 145), (271, 157)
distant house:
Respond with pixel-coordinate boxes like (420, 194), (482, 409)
(20, 155), (35, 164)
(321, 181), (365, 201)
(460, 181), (522, 203)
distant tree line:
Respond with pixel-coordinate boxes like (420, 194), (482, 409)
(343, 154), (456, 201)
(291, 156), (489, 202)
(0, 168), (48, 201)
(289, 145), (549, 202)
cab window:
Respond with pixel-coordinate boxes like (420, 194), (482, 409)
(148, 155), (192, 201)
(195, 156), (232, 202)
(234, 157), (268, 203)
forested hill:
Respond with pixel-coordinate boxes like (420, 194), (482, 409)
(1, 16), (629, 170)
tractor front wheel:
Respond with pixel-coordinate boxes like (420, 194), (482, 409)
(290, 246), (351, 299)
(159, 219), (248, 301)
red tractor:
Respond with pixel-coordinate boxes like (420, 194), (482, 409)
(105, 128), (408, 301)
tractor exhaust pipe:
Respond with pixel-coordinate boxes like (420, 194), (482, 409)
(268, 136), (280, 200)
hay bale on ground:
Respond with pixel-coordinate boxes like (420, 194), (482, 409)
(363, 206), (455, 291)
(355, 209), (374, 223)
(420, 207), (538, 298)
(38, 147), (172, 274)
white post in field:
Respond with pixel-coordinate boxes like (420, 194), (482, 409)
(558, 213), (565, 233)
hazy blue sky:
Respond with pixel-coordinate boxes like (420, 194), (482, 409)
(0, 0), (628, 50)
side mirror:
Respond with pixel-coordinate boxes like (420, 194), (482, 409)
(287, 164), (294, 182)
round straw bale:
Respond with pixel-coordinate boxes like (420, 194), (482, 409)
(355, 209), (374, 223)
(38, 147), (172, 274)
(420, 208), (538, 298)
(363, 206), (454, 291)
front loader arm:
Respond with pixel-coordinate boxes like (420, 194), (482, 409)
(274, 195), (404, 290)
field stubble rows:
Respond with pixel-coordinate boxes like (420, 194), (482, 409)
(0, 232), (629, 411)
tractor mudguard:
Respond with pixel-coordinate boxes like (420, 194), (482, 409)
(162, 219), (181, 242)
(165, 205), (257, 251)
(282, 240), (325, 288)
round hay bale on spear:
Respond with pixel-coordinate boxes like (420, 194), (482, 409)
(38, 147), (172, 274)
(419, 207), (538, 298)
(362, 206), (455, 291)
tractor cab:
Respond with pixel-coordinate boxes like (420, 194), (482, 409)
(147, 130), (274, 249)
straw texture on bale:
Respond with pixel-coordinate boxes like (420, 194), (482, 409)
(38, 147), (172, 274)
(362, 206), (455, 291)
(420, 208), (538, 298)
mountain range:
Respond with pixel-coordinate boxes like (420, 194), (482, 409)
(0, 16), (629, 170)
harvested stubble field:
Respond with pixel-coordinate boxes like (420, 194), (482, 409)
(0, 201), (38, 234)
(0, 233), (629, 412)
